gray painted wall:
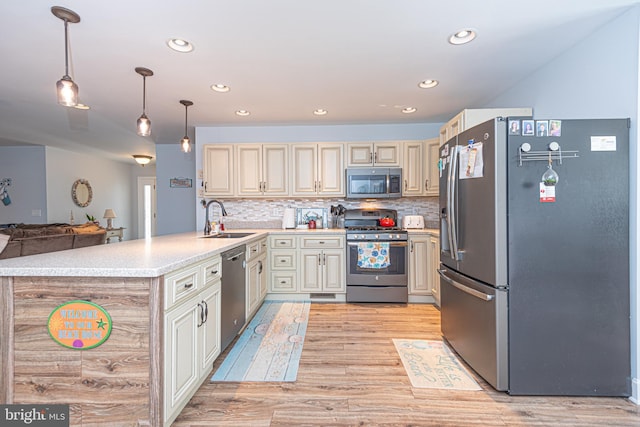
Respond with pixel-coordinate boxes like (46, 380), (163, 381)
(0, 146), (47, 225)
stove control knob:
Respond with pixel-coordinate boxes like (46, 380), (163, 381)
(388, 234), (393, 239)
(395, 234), (400, 239)
(375, 234), (379, 239)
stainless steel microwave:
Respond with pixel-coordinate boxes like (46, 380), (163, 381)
(345, 167), (402, 199)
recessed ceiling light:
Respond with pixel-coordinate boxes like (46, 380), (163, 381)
(211, 84), (230, 93)
(418, 80), (439, 89)
(73, 103), (90, 110)
(402, 107), (417, 114)
(167, 38), (194, 53)
(235, 110), (250, 116)
(449, 29), (477, 45)
(313, 109), (328, 116)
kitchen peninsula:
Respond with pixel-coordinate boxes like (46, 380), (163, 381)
(0, 230), (275, 426)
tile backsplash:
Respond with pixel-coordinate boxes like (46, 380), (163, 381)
(209, 196), (439, 229)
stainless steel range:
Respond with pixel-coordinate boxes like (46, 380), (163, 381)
(344, 208), (408, 303)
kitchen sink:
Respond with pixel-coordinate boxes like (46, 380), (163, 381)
(201, 232), (254, 239)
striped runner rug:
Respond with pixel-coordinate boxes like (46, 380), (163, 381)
(211, 301), (310, 382)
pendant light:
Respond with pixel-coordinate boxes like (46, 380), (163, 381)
(135, 67), (154, 137)
(52, 6), (81, 107)
(179, 100), (193, 153)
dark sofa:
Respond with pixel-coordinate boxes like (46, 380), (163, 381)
(0, 223), (106, 259)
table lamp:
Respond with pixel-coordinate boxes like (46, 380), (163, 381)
(103, 209), (116, 229)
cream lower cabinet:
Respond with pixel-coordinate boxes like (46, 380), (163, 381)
(164, 256), (221, 427)
(246, 238), (268, 319)
(408, 235), (431, 295)
(408, 233), (440, 304)
(202, 144), (235, 196)
(299, 236), (345, 293)
(268, 235), (298, 293)
(236, 144), (288, 197)
(291, 143), (344, 196)
(428, 234), (441, 307)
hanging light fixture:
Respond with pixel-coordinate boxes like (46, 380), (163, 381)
(52, 6), (81, 107)
(135, 67), (154, 136)
(179, 100), (193, 153)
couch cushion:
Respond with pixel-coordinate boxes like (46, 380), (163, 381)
(0, 240), (21, 259)
(20, 234), (75, 256)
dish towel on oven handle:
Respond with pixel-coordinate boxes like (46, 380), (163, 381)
(357, 242), (391, 269)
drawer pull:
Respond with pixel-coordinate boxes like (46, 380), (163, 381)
(280, 280), (286, 284)
(279, 241), (286, 245)
(184, 282), (194, 289)
(210, 270), (219, 275)
(280, 259), (286, 263)
(251, 248), (258, 253)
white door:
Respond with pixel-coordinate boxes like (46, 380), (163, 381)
(137, 177), (157, 239)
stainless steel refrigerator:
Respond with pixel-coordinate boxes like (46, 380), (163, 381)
(438, 117), (630, 396)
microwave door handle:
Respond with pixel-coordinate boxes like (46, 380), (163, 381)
(386, 173), (390, 195)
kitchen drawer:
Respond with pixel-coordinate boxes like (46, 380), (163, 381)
(246, 241), (261, 261)
(300, 236), (344, 249)
(270, 272), (298, 292)
(270, 252), (296, 270)
(164, 264), (202, 310)
(201, 255), (222, 284)
(270, 236), (296, 249)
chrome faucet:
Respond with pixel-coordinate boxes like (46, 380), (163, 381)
(203, 199), (228, 235)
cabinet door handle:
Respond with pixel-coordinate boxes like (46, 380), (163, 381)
(404, 180), (408, 191)
(317, 180), (321, 191)
(197, 303), (203, 327)
(258, 260), (263, 274)
(204, 182), (208, 192)
(425, 179), (429, 191)
(369, 152), (373, 163)
(318, 254), (322, 266)
(203, 300), (209, 323)
(323, 253), (326, 265)
(410, 241), (414, 252)
(374, 152), (378, 164)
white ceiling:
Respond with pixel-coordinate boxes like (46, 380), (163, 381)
(1, 1), (638, 164)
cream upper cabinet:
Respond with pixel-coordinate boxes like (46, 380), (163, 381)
(402, 141), (424, 196)
(236, 144), (288, 197)
(439, 107), (533, 146)
(425, 138), (440, 196)
(202, 144), (235, 196)
(291, 143), (344, 197)
(346, 142), (401, 167)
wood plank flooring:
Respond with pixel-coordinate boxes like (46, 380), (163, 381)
(174, 303), (639, 426)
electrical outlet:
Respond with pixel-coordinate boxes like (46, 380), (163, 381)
(197, 169), (203, 179)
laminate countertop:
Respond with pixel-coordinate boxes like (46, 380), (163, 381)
(0, 227), (439, 278)
(0, 228), (347, 278)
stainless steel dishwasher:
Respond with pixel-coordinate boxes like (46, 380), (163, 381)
(220, 245), (246, 352)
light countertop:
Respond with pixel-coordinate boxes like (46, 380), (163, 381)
(0, 227), (438, 278)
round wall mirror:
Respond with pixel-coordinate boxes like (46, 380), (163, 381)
(72, 179), (93, 207)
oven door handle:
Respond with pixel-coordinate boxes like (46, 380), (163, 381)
(347, 241), (408, 247)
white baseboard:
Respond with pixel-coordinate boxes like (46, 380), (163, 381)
(631, 377), (639, 405)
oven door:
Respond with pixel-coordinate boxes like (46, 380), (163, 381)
(346, 240), (408, 286)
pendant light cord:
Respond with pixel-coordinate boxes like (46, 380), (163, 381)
(63, 19), (70, 77)
(142, 76), (147, 114)
(184, 104), (188, 137)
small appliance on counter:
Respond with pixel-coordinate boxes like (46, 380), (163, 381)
(282, 207), (296, 229)
(402, 215), (424, 229)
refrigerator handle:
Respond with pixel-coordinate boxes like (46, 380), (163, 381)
(448, 146), (460, 260)
(438, 269), (494, 302)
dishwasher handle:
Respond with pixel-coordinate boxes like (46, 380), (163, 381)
(438, 269), (494, 302)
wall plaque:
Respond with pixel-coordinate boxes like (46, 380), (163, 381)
(47, 300), (112, 350)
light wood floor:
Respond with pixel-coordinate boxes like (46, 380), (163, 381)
(174, 303), (639, 426)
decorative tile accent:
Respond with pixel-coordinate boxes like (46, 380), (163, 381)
(216, 197), (439, 229)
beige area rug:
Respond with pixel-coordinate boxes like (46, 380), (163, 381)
(393, 339), (482, 390)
